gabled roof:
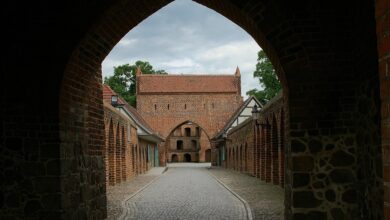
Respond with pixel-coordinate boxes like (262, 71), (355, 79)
(212, 96), (262, 140)
(103, 84), (164, 142)
(137, 74), (240, 94)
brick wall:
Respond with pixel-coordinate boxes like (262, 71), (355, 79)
(103, 102), (138, 186)
(137, 93), (242, 139)
(224, 94), (285, 188)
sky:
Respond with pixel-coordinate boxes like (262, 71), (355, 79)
(102, 0), (262, 98)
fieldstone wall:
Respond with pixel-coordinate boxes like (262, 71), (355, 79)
(376, 0), (390, 218)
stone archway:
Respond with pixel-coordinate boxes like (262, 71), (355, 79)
(0, 0), (382, 219)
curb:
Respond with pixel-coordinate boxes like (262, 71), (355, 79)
(207, 170), (253, 220)
(118, 167), (169, 220)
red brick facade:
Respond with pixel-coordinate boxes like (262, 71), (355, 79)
(103, 85), (162, 186)
(136, 72), (243, 139)
(214, 94), (285, 187)
(104, 102), (138, 185)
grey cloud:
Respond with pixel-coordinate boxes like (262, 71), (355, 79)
(102, 0), (261, 98)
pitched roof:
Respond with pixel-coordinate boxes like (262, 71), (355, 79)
(137, 74), (240, 94)
(212, 96), (262, 140)
(103, 84), (164, 140)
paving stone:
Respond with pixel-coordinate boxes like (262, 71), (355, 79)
(208, 167), (284, 220)
(123, 163), (247, 220)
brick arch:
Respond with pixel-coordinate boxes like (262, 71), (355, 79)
(166, 120), (212, 141)
(54, 0), (383, 219)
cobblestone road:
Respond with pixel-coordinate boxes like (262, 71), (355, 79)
(208, 168), (284, 220)
(121, 163), (248, 220)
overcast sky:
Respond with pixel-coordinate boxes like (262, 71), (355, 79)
(102, 0), (261, 98)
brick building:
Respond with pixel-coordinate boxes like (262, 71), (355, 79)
(212, 93), (285, 187)
(103, 85), (164, 186)
(136, 68), (243, 164)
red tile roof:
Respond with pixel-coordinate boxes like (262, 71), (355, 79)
(137, 74), (240, 94)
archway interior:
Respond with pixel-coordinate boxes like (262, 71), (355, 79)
(165, 121), (212, 163)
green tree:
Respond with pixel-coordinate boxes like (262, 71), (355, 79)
(104, 61), (167, 107)
(246, 50), (281, 105)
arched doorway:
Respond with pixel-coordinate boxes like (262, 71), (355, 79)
(171, 154), (178, 162)
(184, 154), (191, 162)
(53, 0), (383, 219)
(205, 149), (211, 162)
(165, 121), (211, 163)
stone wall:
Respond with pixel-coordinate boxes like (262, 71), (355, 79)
(376, 0), (390, 218)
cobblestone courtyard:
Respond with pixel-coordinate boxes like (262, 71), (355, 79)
(107, 163), (283, 220)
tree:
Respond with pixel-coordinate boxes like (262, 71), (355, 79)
(104, 61), (167, 107)
(246, 50), (281, 105)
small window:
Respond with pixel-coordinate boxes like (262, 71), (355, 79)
(177, 140), (183, 150)
(168, 104), (170, 110)
(212, 103), (214, 108)
(185, 128), (191, 137)
(154, 104), (157, 110)
(185, 104), (187, 109)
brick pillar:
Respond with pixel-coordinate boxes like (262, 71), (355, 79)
(108, 121), (115, 185)
(240, 145), (243, 172)
(265, 120), (271, 183)
(253, 125), (257, 177)
(376, 0), (390, 218)
(255, 125), (260, 177)
(271, 117), (279, 185)
(260, 126), (266, 181)
(122, 127), (126, 181)
(279, 111), (285, 187)
(115, 126), (122, 184)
